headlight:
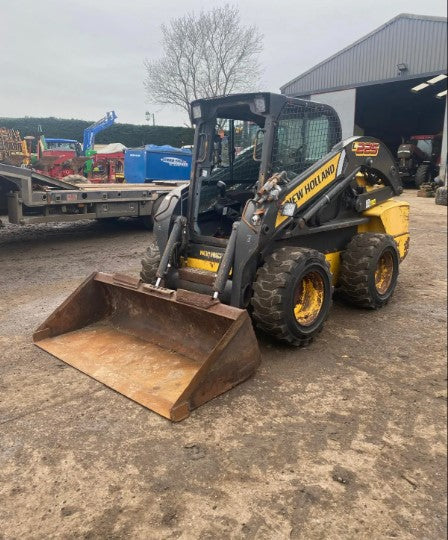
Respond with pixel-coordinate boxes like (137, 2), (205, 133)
(192, 104), (202, 119)
(281, 202), (296, 217)
(254, 96), (266, 113)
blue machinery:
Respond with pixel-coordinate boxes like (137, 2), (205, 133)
(82, 111), (117, 153)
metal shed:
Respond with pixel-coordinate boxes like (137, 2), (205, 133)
(281, 13), (447, 184)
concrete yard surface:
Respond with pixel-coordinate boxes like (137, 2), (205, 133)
(0, 191), (446, 539)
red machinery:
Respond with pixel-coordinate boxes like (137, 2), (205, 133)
(33, 136), (126, 184)
(33, 137), (89, 182)
(89, 148), (125, 183)
(397, 133), (442, 186)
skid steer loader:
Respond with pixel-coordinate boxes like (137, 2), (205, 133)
(34, 93), (410, 421)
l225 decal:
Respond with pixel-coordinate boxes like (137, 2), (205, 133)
(352, 141), (380, 157)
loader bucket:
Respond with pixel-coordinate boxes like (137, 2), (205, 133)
(33, 272), (260, 421)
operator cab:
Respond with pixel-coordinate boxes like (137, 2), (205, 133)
(45, 138), (82, 156)
(409, 134), (442, 162)
(190, 93), (341, 241)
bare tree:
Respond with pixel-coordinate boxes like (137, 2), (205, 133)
(144, 4), (263, 122)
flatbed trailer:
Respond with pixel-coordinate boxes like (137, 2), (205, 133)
(0, 164), (187, 227)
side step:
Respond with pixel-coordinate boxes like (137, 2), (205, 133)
(178, 267), (217, 286)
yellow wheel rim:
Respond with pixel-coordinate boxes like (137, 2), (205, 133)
(374, 251), (394, 295)
(294, 271), (325, 326)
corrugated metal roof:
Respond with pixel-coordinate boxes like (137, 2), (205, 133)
(281, 14), (447, 96)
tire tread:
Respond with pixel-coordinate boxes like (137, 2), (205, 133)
(251, 247), (332, 347)
(338, 233), (398, 309)
(140, 243), (160, 283)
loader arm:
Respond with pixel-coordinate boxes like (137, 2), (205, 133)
(271, 136), (403, 231)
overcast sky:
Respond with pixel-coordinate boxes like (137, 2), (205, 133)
(1, 0), (446, 126)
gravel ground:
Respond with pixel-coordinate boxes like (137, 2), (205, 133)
(0, 191), (446, 539)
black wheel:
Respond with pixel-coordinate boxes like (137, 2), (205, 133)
(414, 164), (431, 187)
(401, 175), (413, 187)
(435, 186), (447, 206)
(140, 243), (160, 283)
(140, 215), (154, 230)
(338, 233), (399, 309)
(251, 247), (333, 347)
(140, 196), (165, 230)
(98, 217), (119, 223)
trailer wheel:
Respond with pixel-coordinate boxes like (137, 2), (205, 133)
(338, 233), (399, 309)
(140, 243), (160, 284)
(251, 247), (333, 347)
(140, 215), (154, 230)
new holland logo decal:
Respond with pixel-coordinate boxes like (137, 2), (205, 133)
(275, 153), (341, 228)
(352, 141), (380, 157)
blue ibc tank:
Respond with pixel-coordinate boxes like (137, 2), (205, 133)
(124, 145), (192, 183)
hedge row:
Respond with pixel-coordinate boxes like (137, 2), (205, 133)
(0, 117), (194, 149)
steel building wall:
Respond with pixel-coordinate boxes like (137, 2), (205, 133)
(282, 14), (447, 96)
(440, 99), (447, 184)
(310, 89), (356, 140)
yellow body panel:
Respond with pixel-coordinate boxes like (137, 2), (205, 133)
(186, 253), (342, 284)
(359, 199), (410, 235)
(182, 199), (409, 288)
(183, 257), (219, 273)
(358, 199), (410, 261)
(392, 233), (410, 261)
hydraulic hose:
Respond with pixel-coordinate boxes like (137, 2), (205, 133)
(155, 216), (186, 285)
(212, 221), (239, 299)
(298, 167), (361, 228)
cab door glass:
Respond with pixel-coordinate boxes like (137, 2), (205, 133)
(198, 119), (262, 215)
(272, 103), (338, 177)
(305, 116), (330, 160)
(214, 123), (230, 167)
